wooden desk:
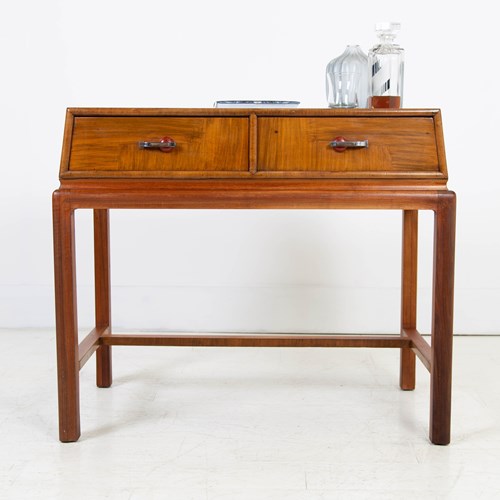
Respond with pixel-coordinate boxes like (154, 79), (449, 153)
(53, 108), (456, 444)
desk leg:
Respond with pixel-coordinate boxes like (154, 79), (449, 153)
(400, 210), (418, 390)
(53, 192), (80, 442)
(430, 192), (456, 445)
(94, 209), (112, 388)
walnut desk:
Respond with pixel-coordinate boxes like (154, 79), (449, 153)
(53, 108), (456, 444)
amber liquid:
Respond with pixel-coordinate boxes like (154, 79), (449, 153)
(369, 96), (401, 109)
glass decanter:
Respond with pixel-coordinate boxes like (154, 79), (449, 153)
(326, 45), (369, 108)
(368, 22), (405, 108)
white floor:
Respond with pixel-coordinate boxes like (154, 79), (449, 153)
(1, 330), (499, 499)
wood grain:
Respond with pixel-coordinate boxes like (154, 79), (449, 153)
(52, 191), (80, 442)
(94, 209), (112, 388)
(257, 117), (440, 174)
(69, 117), (249, 173)
(60, 108), (447, 183)
(100, 333), (412, 348)
(429, 191), (456, 445)
(400, 210), (418, 390)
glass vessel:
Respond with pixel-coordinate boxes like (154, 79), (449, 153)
(326, 45), (369, 108)
(368, 22), (404, 108)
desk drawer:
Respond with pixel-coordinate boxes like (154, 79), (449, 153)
(257, 117), (440, 175)
(68, 117), (249, 175)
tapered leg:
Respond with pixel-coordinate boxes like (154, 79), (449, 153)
(94, 209), (112, 388)
(429, 192), (456, 445)
(400, 210), (418, 390)
(53, 192), (80, 442)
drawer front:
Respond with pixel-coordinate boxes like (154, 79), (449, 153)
(68, 117), (249, 175)
(257, 117), (440, 175)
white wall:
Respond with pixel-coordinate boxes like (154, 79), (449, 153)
(1, 0), (498, 334)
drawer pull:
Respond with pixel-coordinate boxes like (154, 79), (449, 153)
(330, 136), (368, 152)
(139, 136), (177, 153)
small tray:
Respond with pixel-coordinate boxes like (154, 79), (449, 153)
(214, 100), (300, 108)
